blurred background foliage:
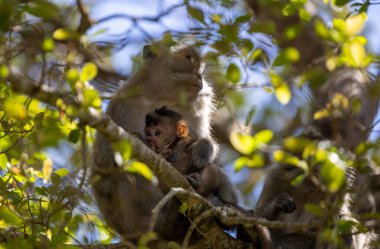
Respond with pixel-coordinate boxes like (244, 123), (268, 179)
(0, 0), (379, 248)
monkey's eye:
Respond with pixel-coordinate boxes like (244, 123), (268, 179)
(146, 131), (152, 136)
(155, 130), (161, 136)
(185, 55), (193, 63)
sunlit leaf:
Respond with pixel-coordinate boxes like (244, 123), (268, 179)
(114, 140), (132, 164)
(0, 65), (9, 78)
(4, 96), (27, 120)
(273, 150), (300, 166)
(227, 63), (240, 84)
(53, 29), (74, 40)
(80, 62), (98, 82)
(0, 206), (22, 226)
(315, 20), (330, 39)
(284, 136), (312, 153)
(126, 161), (155, 181)
(273, 47), (300, 66)
(230, 132), (256, 155)
(275, 83), (291, 105)
(83, 89), (101, 108)
(42, 38), (54, 52)
(313, 109), (330, 120)
(326, 56), (338, 71)
(55, 168), (70, 178)
(234, 154), (265, 172)
(346, 12), (367, 36)
(42, 158), (53, 182)
(0, 154), (7, 170)
(321, 162), (345, 193)
(253, 130), (273, 144)
(66, 68), (79, 89)
(270, 73), (292, 105)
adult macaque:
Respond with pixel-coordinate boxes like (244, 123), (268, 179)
(92, 40), (218, 241)
(144, 106), (239, 204)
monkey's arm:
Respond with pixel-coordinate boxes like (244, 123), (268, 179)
(255, 166), (297, 220)
(185, 163), (220, 196)
(187, 138), (216, 170)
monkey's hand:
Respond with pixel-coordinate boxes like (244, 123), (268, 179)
(158, 148), (172, 159)
(273, 193), (297, 214)
(185, 173), (202, 191)
(187, 138), (215, 170)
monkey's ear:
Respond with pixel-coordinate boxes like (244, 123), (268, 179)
(143, 45), (157, 61)
(176, 120), (189, 138)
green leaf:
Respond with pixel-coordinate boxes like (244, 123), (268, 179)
(66, 68), (79, 89)
(53, 29), (74, 40)
(346, 12), (367, 36)
(4, 96), (27, 120)
(274, 83), (291, 105)
(55, 168), (70, 178)
(284, 137), (312, 153)
(234, 154), (265, 172)
(42, 38), (54, 52)
(187, 6), (205, 24)
(333, 0), (352, 6)
(179, 203), (189, 215)
(114, 140), (132, 166)
(0, 154), (7, 170)
(68, 129), (80, 144)
(273, 150), (300, 166)
(245, 107), (256, 126)
(80, 62), (98, 82)
(270, 73), (292, 105)
(273, 47), (300, 66)
(321, 162), (345, 193)
(0, 206), (23, 225)
(126, 161), (154, 181)
(83, 89), (101, 108)
(51, 172), (61, 186)
(304, 203), (323, 216)
(167, 241), (181, 249)
(227, 63), (240, 84)
(0, 65), (9, 78)
(253, 129), (273, 144)
(42, 158), (53, 182)
(282, 4), (297, 16)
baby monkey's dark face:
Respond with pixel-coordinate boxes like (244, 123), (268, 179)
(145, 118), (177, 152)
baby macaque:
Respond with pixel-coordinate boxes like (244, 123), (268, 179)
(145, 106), (239, 204)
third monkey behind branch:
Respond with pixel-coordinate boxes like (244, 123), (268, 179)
(254, 140), (372, 249)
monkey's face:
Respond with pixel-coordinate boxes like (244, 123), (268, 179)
(143, 42), (203, 96)
(145, 122), (177, 151)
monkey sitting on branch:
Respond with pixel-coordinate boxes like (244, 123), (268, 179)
(145, 105), (239, 205)
(145, 106), (274, 248)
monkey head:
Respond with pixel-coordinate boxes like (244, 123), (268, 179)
(142, 41), (203, 97)
(145, 106), (189, 152)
